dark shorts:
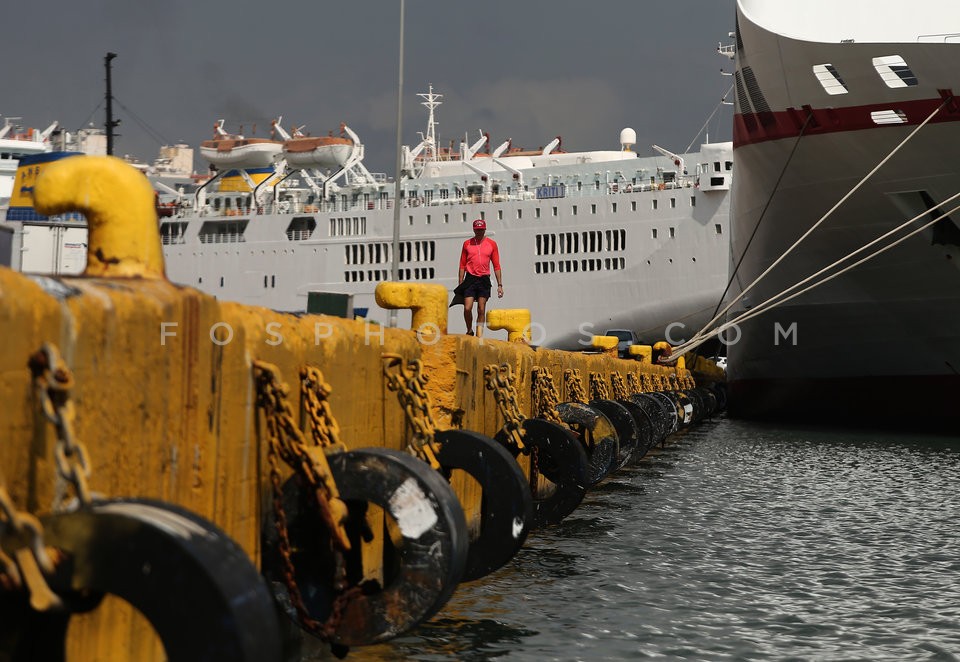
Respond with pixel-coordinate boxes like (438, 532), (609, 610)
(463, 274), (492, 300)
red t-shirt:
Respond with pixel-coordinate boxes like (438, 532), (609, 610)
(459, 236), (500, 276)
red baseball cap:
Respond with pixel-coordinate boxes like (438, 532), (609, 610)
(472, 219), (486, 230)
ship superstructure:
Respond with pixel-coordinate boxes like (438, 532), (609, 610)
(159, 89), (734, 347)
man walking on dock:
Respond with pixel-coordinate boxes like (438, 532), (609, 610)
(452, 219), (502, 337)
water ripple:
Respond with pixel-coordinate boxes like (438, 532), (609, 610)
(363, 420), (960, 661)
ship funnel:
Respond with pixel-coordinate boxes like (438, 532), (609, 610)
(620, 128), (636, 152)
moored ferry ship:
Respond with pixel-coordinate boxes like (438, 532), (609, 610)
(724, 1), (960, 425)
(160, 89), (734, 347)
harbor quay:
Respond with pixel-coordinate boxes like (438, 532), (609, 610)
(0, 157), (724, 659)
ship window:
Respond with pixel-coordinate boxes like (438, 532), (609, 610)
(611, 202), (617, 213)
(462, 213), (467, 222)
(670, 227), (676, 238)
(199, 220), (248, 244)
(652, 199), (658, 210)
(871, 109), (908, 125)
(873, 55), (918, 88)
(572, 205), (578, 216)
(536, 263), (542, 274)
(444, 213), (450, 223)
(271, 275), (275, 288)
(716, 223), (723, 234)
(286, 216), (316, 241)
(517, 209), (522, 220)
(813, 64), (849, 95)
(497, 210), (503, 220)
(631, 201), (637, 212)
(480, 211), (486, 220)
(220, 276), (224, 287)
(426, 214), (431, 225)
(591, 204), (597, 215)
(670, 198), (676, 208)
(652, 228), (658, 239)
(690, 196), (696, 207)
(408, 215), (414, 226)
(536, 208), (541, 219)
(552, 207), (558, 217)
(726, 161), (732, 171)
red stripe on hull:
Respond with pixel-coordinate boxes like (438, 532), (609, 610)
(728, 375), (960, 431)
(733, 93), (960, 148)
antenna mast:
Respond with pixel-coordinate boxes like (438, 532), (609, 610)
(104, 52), (121, 155)
(417, 85), (443, 161)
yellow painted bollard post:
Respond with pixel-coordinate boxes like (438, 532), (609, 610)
(486, 309), (532, 343)
(629, 345), (652, 363)
(33, 155), (165, 279)
(590, 335), (619, 357)
(375, 282), (448, 340)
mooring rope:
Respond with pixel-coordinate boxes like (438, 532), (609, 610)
(674, 195), (960, 357)
(679, 98), (950, 354)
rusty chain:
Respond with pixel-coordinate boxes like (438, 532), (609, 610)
(381, 354), (442, 470)
(668, 374), (680, 391)
(530, 367), (565, 425)
(589, 372), (610, 401)
(1, 344), (99, 611)
(28, 344), (92, 507)
(563, 369), (587, 404)
(300, 365), (347, 454)
(610, 372), (630, 401)
(626, 372), (644, 394)
(640, 373), (654, 392)
(483, 363), (526, 453)
(253, 360), (357, 642)
(0, 486), (63, 610)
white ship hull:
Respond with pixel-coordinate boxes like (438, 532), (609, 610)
(727, 1), (960, 425)
(161, 144), (733, 349)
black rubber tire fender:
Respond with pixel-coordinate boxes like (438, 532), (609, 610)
(627, 393), (670, 445)
(495, 418), (589, 528)
(263, 447), (468, 647)
(648, 392), (681, 435)
(0, 498), (282, 662)
(434, 429), (533, 582)
(615, 398), (657, 460)
(588, 399), (641, 469)
(554, 402), (619, 486)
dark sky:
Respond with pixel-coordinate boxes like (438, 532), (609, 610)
(4, 0), (737, 174)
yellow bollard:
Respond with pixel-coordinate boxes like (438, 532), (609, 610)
(589, 335), (619, 357)
(486, 309), (532, 342)
(629, 345), (653, 363)
(375, 282), (448, 336)
(32, 155), (165, 279)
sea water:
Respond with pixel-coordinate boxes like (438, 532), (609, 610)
(358, 419), (960, 661)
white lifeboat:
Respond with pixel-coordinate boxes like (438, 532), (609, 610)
(199, 120), (283, 169)
(281, 125), (354, 170)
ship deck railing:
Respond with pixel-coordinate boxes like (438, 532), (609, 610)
(178, 175), (700, 220)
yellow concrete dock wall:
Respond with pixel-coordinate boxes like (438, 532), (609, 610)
(0, 268), (427, 659)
